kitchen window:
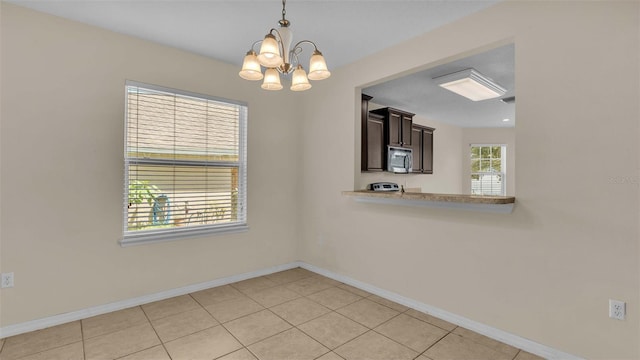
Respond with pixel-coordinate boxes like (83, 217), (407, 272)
(122, 81), (248, 246)
(470, 144), (506, 196)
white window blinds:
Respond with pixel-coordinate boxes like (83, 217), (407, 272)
(122, 81), (248, 246)
(470, 144), (506, 196)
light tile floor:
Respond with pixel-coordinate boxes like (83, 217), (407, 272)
(0, 268), (545, 360)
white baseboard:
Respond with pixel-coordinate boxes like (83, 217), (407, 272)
(0, 261), (581, 360)
(0, 262), (302, 339)
(300, 262), (583, 360)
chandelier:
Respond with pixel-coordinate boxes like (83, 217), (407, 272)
(239, 0), (331, 91)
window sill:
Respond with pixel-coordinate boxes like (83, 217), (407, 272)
(120, 223), (249, 247)
(343, 190), (515, 213)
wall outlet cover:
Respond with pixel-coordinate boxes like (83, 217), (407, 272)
(1, 272), (14, 288)
(609, 299), (626, 320)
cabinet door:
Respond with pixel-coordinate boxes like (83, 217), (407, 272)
(388, 112), (402, 147)
(411, 127), (423, 173)
(366, 115), (385, 171)
(402, 114), (413, 146)
(361, 94), (373, 171)
(422, 129), (434, 174)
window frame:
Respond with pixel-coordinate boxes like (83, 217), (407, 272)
(121, 81), (248, 246)
(470, 144), (506, 196)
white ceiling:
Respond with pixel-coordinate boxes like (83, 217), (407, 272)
(364, 44), (515, 128)
(7, 0), (511, 127)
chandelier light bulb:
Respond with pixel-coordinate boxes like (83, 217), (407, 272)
(261, 68), (283, 90)
(239, 50), (264, 81)
(290, 65), (312, 91)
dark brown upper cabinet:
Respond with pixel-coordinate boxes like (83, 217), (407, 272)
(362, 97), (433, 173)
(361, 94), (385, 172)
(370, 107), (414, 148)
(411, 125), (435, 174)
(364, 113), (385, 172)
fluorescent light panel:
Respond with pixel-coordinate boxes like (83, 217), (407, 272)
(434, 68), (506, 101)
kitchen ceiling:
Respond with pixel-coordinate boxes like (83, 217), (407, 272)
(364, 44), (515, 128)
(7, 0), (509, 127)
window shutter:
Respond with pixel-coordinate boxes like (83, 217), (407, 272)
(122, 81), (248, 246)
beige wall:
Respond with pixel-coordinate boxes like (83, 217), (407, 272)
(0, 3), (301, 326)
(462, 127), (516, 196)
(300, 2), (639, 359)
(1, 2), (639, 359)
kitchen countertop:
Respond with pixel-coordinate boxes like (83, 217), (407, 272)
(342, 190), (515, 213)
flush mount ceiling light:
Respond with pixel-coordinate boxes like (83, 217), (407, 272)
(433, 68), (506, 101)
(239, 0), (330, 91)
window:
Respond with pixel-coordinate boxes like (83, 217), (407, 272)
(122, 81), (248, 246)
(470, 144), (506, 196)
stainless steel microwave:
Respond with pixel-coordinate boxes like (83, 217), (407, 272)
(387, 146), (412, 173)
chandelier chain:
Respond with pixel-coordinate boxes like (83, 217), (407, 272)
(282, 0), (286, 21)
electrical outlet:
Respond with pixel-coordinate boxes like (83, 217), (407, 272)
(609, 299), (626, 320)
(1, 272), (14, 288)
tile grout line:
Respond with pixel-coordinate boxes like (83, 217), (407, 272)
(451, 326), (524, 359)
(295, 292), (410, 356)
(292, 307), (362, 352)
(221, 309), (295, 348)
(0, 322), (86, 360)
(149, 294), (233, 354)
(423, 328), (524, 360)
(82, 307), (150, 342)
(338, 324), (438, 359)
(512, 349), (523, 360)
(242, 345), (260, 360)
(138, 304), (172, 360)
(402, 311), (458, 333)
(292, 283), (463, 360)
(366, 313), (427, 357)
(186, 292), (231, 332)
(262, 323), (334, 360)
(212, 288), (337, 358)
(414, 326), (456, 359)
(158, 276), (303, 359)
(293, 283), (424, 353)
(80, 319), (87, 360)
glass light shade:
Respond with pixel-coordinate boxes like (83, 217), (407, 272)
(257, 34), (283, 68)
(307, 50), (331, 80)
(261, 68), (283, 90)
(238, 51), (263, 81)
(290, 65), (312, 91)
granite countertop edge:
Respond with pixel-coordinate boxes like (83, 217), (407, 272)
(342, 190), (515, 205)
